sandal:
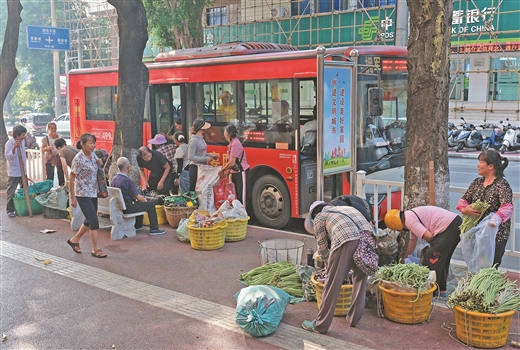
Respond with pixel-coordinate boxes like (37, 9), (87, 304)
(67, 239), (81, 254)
(91, 249), (107, 258)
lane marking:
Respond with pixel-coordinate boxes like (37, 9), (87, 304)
(0, 240), (369, 350)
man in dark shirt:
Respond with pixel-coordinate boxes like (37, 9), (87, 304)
(111, 157), (166, 235)
(137, 146), (172, 195)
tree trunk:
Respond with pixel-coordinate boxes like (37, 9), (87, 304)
(107, 0), (149, 183)
(404, 0), (453, 210)
(0, 0), (22, 189)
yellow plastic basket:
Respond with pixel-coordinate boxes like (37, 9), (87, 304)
(188, 220), (228, 250)
(453, 306), (515, 349)
(225, 216), (250, 242)
(143, 205), (167, 226)
(379, 283), (436, 324)
(311, 274), (352, 316)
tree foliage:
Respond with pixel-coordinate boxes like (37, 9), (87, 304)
(0, 0), (23, 189)
(107, 0), (149, 183)
(0, 0), (55, 115)
(144, 0), (211, 49)
(403, 0), (453, 209)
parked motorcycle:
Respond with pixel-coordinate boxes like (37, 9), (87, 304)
(448, 121), (462, 148)
(480, 120), (504, 151)
(455, 117), (483, 152)
(499, 118), (520, 154)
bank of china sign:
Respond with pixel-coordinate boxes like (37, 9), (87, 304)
(452, 7), (496, 34)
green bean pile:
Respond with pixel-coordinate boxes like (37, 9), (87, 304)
(459, 199), (491, 234)
(373, 263), (431, 299)
(447, 267), (520, 314)
(238, 261), (303, 297)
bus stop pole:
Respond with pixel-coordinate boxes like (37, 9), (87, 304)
(51, 0), (62, 118)
(316, 46), (325, 201)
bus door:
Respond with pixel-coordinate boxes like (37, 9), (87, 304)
(149, 84), (183, 137)
(298, 79), (345, 215)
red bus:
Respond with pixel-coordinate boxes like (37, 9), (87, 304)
(68, 42), (407, 229)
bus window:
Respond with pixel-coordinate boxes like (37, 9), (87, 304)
(298, 79), (316, 126)
(85, 86), (117, 121)
(214, 84), (237, 123)
(190, 83), (229, 144)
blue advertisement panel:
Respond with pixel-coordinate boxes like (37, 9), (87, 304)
(322, 65), (353, 175)
(27, 25), (70, 51)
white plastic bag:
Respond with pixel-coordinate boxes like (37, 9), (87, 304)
(195, 165), (221, 213)
(176, 218), (189, 243)
(461, 213), (499, 273)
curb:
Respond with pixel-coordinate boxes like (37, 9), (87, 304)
(448, 151), (520, 162)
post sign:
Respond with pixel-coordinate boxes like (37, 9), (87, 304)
(322, 64), (353, 175)
(27, 25), (70, 51)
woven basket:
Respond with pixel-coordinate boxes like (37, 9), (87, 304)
(225, 216), (249, 242)
(311, 274), (352, 316)
(188, 220), (228, 250)
(165, 206), (198, 229)
(453, 306), (515, 349)
(43, 206), (68, 219)
(379, 283), (435, 324)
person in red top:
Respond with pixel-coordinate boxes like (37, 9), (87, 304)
(218, 124), (250, 205)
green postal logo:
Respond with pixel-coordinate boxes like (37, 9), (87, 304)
(358, 16), (379, 41)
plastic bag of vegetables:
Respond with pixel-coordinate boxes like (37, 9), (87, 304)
(234, 285), (292, 337)
(460, 213), (499, 273)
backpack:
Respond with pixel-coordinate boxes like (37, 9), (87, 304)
(330, 195), (373, 223)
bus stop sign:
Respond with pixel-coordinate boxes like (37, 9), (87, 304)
(27, 25), (70, 51)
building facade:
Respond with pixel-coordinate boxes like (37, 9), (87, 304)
(204, 0), (520, 109)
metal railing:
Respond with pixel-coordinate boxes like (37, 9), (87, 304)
(355, 170), (520, 258)
(25, 149), (46, 183)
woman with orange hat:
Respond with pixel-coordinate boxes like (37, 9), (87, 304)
(384, 207), (462, 298)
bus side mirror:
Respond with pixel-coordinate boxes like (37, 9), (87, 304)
(368, 87), (383, 116)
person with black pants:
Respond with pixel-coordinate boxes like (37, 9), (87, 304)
(110, 157), (166, 236)
(384, 207), (462, 298)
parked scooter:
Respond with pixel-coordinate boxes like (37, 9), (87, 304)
(499, 118), (520, 154)
(455, 117), (484, 152)
(448, 121), (462, 148)
(480, 120), (504, 151)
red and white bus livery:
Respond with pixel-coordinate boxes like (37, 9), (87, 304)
(68, 42), (408, 228)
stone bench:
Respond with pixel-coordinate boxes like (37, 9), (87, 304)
(70, 187), (146, 240)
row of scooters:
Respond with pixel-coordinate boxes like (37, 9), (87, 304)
(448, 117), (520, 154)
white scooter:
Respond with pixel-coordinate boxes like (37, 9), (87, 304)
(499, 118), (520, 154)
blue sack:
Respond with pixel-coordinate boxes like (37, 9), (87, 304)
(234, 285), (291, 337)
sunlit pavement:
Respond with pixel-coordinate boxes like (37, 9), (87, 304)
(2, 193), (519, 349)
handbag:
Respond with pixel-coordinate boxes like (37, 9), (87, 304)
(213, 178), (237, 209)
(97, 167), (108, 198)
(352, 229), (379, 275)
(230, 150), (244, 172)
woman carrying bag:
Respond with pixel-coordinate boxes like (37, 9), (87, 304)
(218, 124), (250, 205)
(41, 121), (65, 186)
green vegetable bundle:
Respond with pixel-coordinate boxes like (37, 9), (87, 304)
(373, 263), (431, 298)
(447, 267), (520, 314)
(459, 200), (491, 234)
(238, 261), (303, 297)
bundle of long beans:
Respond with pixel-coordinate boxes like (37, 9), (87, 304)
(447, 267), (520, 314)
(373, 263), (431, 299)
(238, 262), (303, 297)
(459, 200), (491, 234)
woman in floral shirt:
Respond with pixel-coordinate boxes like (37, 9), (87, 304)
(457, 150), (513, 267)
(66, 133), (107, 258)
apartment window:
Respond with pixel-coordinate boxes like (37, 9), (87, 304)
(207, 7), (227, 26)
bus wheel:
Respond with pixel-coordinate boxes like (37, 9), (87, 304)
(251, 175), (291, 229)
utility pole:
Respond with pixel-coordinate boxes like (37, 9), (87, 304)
(395, 0), (409, 47)
(51, 0), (61, 118)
